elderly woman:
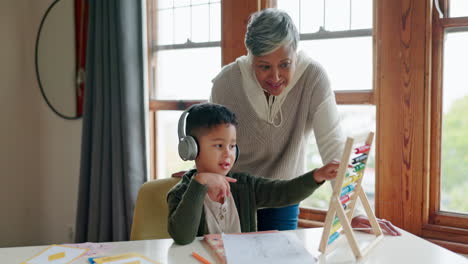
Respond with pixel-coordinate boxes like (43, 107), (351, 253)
(210, 8), (400, 235)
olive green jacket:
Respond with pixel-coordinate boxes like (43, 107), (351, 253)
(167, 169), (322, 245)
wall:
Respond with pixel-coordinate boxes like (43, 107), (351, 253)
(0, 0), (82, 247)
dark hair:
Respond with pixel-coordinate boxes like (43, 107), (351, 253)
(186, 103), (238, 139)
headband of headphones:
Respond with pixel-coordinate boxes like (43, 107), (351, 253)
(177, 104), (240, 162)
(178, 104), (196, 141)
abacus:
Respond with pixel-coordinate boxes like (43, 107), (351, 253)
(318, 132), (383, 260)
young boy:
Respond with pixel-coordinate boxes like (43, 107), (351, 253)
(167, 103), (339, 245)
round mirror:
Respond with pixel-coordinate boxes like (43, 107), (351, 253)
(35, 0), (87, 119)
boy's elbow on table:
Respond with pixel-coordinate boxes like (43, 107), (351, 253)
(169, 227), (195, 245)
(172, 235), (195, 245)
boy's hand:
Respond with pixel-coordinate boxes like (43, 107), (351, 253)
(194, 172), (237, 203)
(313, 160), (340, 183)
(171, 171), (186, 178)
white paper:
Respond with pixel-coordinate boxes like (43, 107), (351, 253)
(25, 245), (87, 264)
(222, 232), (317, 264)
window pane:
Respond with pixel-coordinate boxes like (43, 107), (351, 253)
(325, 0), (350, 31)
(300, 0), (324, 33)
(157, 111), (195, 179)
(351, 0), (372, 29)
(209, 2), (221, 41)
(279, 0), (372, 32)
(299, 37), (372, 90)
(440, 31), (468, 214)
(155, 47), (221, 100)
(301, 105), (376, 210)
(449, 0), (468, 17)
(157, 2), (219, 44)
(157, 0), (173, 9)
(157, 9), (173, 45)
(192, 4), (210, 42)
(174, 0), (190, 7)
(174, 7), (191, 44)
(192, 0), (209, 4)
(277, 0), (300, 32)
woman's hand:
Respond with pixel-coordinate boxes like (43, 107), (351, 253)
(313, 160), (340, 183)
(351, 215), (401, 236)
(194, 172), (237, 203)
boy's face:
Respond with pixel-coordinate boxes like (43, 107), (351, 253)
(195, 124), (237, 176)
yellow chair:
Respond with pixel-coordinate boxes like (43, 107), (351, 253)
(131, 177), (181, 240)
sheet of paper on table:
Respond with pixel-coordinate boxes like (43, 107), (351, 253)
(23, 244), (88, 264)
(222, 232), (317, 264)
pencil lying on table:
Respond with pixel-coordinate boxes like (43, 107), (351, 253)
(191, 251), (211, 264)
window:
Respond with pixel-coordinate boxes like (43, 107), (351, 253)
(431, 0), (468, 219)
(277, 0), (376, 218)
(429, 0), (468, 232)
(440, 30), (468, 214)
(147, 0), (221, 179)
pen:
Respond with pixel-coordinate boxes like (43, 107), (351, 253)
(191, 251), (211, 264)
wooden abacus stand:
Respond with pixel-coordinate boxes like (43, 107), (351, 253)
(318, 132), (383, 260)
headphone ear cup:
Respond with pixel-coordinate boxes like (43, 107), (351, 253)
(178, 136), (198, 161)
(235, 145), (240, 163)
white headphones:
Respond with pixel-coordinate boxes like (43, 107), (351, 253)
(177, 105), (199, 161)
(177, 104), (240, 162)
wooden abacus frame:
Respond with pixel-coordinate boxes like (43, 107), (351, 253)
(318, 132), (383, 260)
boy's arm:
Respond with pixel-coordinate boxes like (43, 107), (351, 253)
(252, 170), (323, 209)
(252, 162), (339, 208)
(167, 178), (207, 245)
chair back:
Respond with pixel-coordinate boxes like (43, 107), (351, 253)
(131, 177), (180, 240)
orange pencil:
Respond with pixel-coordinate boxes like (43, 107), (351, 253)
(191, 252), (211, 264)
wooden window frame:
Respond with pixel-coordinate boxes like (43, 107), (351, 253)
(375, 0), (468, 254)
(423, 0), (468, 253)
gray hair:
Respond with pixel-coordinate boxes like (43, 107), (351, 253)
(245, 8), (299, 56)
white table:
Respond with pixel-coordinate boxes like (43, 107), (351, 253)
(1, 228), (466, 263)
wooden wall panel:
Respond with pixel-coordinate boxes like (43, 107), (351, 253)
(375, 0), (432, 235)
(221, 0), (259, 66)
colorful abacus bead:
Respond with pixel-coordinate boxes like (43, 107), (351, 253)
(340, 183), (356, 197)
(340, 194), (351, 204)
(342, 201), (351, 210)
(354, 144), (370, 154)
(343, 175), (357, 187)
(328, 231), (340, 244)
(332, 216), (340, 226)
(353, 163), (365, 172)
(351, 153), (368, 164)
(330, 222), (342, 234)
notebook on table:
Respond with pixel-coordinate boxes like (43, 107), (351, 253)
(203, 231), (278, 264)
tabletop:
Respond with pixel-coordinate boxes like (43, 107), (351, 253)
(1, 227), (466, 264)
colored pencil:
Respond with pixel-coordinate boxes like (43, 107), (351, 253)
(191, 252), (211, 264)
